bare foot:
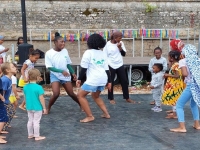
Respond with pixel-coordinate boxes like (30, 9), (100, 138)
(165, 115), (177, 119)
(126, 99), (137, 104)
(0, 136), (6, 139)
(35, 136), (46, 141)
(193, 125), (200, 130)
(8, 125), (11, 128)
(170, 128), (187, 133)
(19, 105), (26, 111)
(46, 109), (50, 114)
(166, 110), (173, 113)
(80, 116), (95, 123)
(150, 101), (155, 105)
(110, 100), (116, 105)
(0, 138), (7, 144)
(1, 131), (9, 134)
(101, 114), (110, 119)
(13, 115), (18, 118)
(28, 136), (34, 139)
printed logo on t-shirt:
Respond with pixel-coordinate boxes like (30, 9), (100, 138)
(92, 58), (105, 65)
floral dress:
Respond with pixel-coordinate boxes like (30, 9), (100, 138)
(162, 62), (185, 106)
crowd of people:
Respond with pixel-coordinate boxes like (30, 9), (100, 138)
(0, 32), (200, 144)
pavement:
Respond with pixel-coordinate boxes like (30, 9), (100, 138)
(1, 94), (200, 150)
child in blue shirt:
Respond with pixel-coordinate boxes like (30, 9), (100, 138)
(1, 62), (17, 134)
(23, 68), (47, 141)
(0, 67), (8, 144)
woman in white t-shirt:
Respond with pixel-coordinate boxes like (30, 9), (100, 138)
(76, 34), (111, 123)
(103, 31), (135, 104)
(170, 44), (200, 133)
(45, 32), (80, 114)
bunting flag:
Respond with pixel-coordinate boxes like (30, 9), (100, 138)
(45, 29), (180, 41)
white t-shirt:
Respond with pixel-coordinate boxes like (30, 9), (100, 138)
(148, 56), (168, 74)
(10, 75), (17, 96)
(0, 44), (6, 58)
(103, 41), (126, 69)
(81, 49), (109, 86)
(179, 58), (191, 83)
(45, 48), (72, 81)
(20, 59), (35, 80)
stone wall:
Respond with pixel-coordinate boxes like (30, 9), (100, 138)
(0, 0), (199, 57)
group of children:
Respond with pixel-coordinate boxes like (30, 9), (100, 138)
(149, 39), (200, 133)
(0, 35), (47, 143)
(0, 32), (200, 144)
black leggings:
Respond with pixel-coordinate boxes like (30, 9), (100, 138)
(108, 65), (129, 100)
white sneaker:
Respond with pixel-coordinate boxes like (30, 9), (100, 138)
(154, 107), (162, 112)
(151, 106), (157, 111)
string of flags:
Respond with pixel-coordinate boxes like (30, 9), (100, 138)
(42, 29), (179, 41)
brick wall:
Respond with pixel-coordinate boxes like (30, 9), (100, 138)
(0, 1), (199, 57)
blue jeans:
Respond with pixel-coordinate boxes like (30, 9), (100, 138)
(176, 84), (199, 122)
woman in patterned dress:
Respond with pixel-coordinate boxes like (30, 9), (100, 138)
(170, 44), (200, 133)
(162, 50), (185, 119)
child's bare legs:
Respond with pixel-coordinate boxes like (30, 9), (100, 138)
(91, 91), (110, 119)
(47, 82), (60, 114)
(19, 100), (26, 110)
(77, 89), (94, 123)
(62, 82), (81, 107)
(0, 122), (7, 144)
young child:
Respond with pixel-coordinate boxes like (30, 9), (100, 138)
(1, 62), (17, 133)
(149, 63), (164, 112)
(23, 68), (47, 141)
(0, 67), (8, 143)
(9, 63), (21, 115)
(148, 46), (167, 105)
(76, 34), (111, 123)
(162, 51), (184, 119)
(0, 35), (9, 63)
(45, 32), (80, 113)
(18, 49), (40, 110)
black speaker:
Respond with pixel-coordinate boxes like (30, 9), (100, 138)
(18, 43), (33, 64)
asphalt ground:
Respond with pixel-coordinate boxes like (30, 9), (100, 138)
(1, 94), (200, 150)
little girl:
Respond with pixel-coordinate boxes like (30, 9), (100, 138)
(76, 34), (111, 123)
(162, 51), (184, 119)
(149, 63), (164, 112)
(9, 63), (20, 111)
(24, 68), (47, 141)
(18, 49), (40, 110)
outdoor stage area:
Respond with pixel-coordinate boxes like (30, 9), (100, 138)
(1, 94), (200, 150)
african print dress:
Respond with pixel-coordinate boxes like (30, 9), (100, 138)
(162, 62), (185, 106)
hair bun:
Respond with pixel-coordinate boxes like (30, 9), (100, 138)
(55, 32), (60, 37)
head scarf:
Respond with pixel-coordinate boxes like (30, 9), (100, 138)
(182, 44), (200, 107)
(0, 35), (4, 40)
(170, 39), (184, 52)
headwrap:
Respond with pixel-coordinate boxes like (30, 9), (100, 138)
(170, 39), (184, 52)
(182, 44), (200, 107)
(0, 35), (4, 40)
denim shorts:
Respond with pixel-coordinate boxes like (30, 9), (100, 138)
(50, 73), (70, 84)
(81, 83), (105, 92)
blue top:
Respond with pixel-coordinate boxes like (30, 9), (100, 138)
(23, 83), (44, 111)
(0, 79), (3, 104)
(1, 76), (12, 104)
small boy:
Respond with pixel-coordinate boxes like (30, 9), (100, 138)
(1, 62), (17, 133)
(0, 36), (9, 63)
(149, 63), (164, 112)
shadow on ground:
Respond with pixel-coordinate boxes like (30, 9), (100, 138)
(1, 94), (200, 150)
